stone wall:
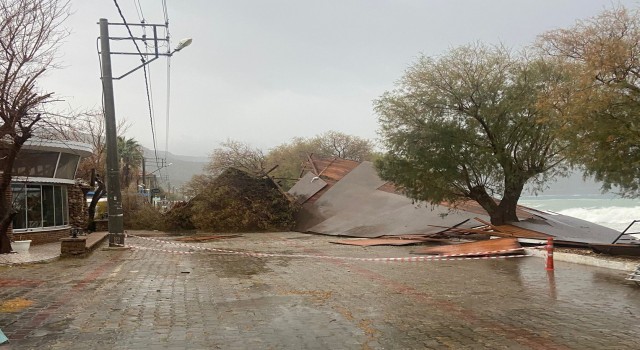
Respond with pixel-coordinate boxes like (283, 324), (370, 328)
(10, 227), (71, 245)
(69, 183), (88, 230)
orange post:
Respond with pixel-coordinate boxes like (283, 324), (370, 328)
(545, 237), (554, 271)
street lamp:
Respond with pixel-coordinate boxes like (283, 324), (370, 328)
(174, 38), (192, 52)
(99, 18), (191, 247)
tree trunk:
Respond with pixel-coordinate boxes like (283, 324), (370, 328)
(468, 185), (501, 224)
(468, 178), (525, 226)
(87, 175), (106, 232)
(0, 138), (27, 254)
(490, 177), (526, 226)
(0, 215), (13, 254)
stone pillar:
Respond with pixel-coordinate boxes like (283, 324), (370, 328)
(68, 183), (89, 230)
(60, 237), (87, 258)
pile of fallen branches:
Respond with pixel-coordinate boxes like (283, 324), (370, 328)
(165, 168), (298, 233)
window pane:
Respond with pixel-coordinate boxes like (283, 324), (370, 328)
(13, 150), (58, 178)
(11, 184), (26, 229)
(26, 185), (42, 228)
(55, 153), (80, 179)
(54, 186), (63, 226)
(62, 186), (69, 225)
(42, 185), (54, 227)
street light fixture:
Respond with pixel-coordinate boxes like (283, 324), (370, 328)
(99, 18), (191, 247)
(174, 38), (192, 52)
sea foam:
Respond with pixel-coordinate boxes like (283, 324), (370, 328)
(558, 206), (640, 232)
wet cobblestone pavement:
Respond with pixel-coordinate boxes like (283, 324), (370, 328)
(1, 231), (639, 349)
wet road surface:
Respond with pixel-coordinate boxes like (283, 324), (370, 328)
(1, 231), (639, 349)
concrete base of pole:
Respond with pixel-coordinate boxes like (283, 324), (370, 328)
(108, 233), (125, 247)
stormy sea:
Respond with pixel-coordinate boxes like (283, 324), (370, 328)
(519, 195), (640, 232)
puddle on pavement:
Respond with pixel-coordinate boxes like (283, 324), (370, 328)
(203, 254), (292, 278)
(0, 297), (34, 312)
(208, 257), (272, 278)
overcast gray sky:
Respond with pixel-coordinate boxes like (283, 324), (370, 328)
(42, 0), (639, 157)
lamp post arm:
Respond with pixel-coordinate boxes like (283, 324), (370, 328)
(114, 56), (160, 80)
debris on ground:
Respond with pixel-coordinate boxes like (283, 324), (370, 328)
(174, 234), (242, 243)
(627, 265), (640, 285)
(412, 238), (523, 256)
(166, 168), (298, 233)
(290, 155), (636, 252)
(330, 238), (430, 246)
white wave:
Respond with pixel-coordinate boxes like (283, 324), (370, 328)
(558, 206), (640, 232)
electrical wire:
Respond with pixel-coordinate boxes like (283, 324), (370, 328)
(133, 0), (149, 49)
(163, 0), (171, 162)
(161, 0), (171, 183)
(162, 0), (169, 25)
(112, 0), (144, 57)
(112, 0), (161, 170)
(165, 56), (171, 163)
(133, 0), (144, 22)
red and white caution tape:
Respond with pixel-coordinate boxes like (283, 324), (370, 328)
(126, 235), (532, 262)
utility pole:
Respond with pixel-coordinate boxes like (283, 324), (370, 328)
(99, 18), (124, 247)
(98, 18), (190, 247)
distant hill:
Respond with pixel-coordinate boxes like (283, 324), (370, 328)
(139, 147), (608, 197)
(142, 148), (207, 188)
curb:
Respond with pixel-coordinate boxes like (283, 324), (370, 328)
(0, 255), (59, 267)
(524, 248), (638, 272)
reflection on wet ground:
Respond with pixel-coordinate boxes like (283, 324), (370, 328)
(0, 231), (639, 349)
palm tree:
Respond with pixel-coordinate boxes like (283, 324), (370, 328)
(117, 136), (144, 189)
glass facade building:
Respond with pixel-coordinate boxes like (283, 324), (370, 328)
(1, 139), (92, 236)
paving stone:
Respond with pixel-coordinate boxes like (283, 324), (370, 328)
(1, 231), (639, 349)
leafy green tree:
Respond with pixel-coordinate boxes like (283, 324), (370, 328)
(538, 6), (640, 196)
(205, 139), (268, 176)
(264, 137), (316, 189)
(117, 136), (143, 189)
(375, 44), (568, 225)
(193, 132), (375, 193)
(314, 131), (375, 161)
(267, 131), (375, 189)
(182, 173), (215, 199)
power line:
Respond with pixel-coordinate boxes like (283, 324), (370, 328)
(162, 0), (171, 182)
(133, 0), (144, 23)
(162, 0), (169, 25)
(112, 0), (144, 57)
(165, 56), (171, 162)
(112, 0), (161, 169)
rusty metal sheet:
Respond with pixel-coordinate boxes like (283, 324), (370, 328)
(301, 156), (360, 204)
(413, 238), (522, 256)
(302, 156), (360, 181)
(330, 238), (427, 246)
(287, 172), (327, 204)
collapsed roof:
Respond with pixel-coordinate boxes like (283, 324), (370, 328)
(290, 156), (627, 245)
